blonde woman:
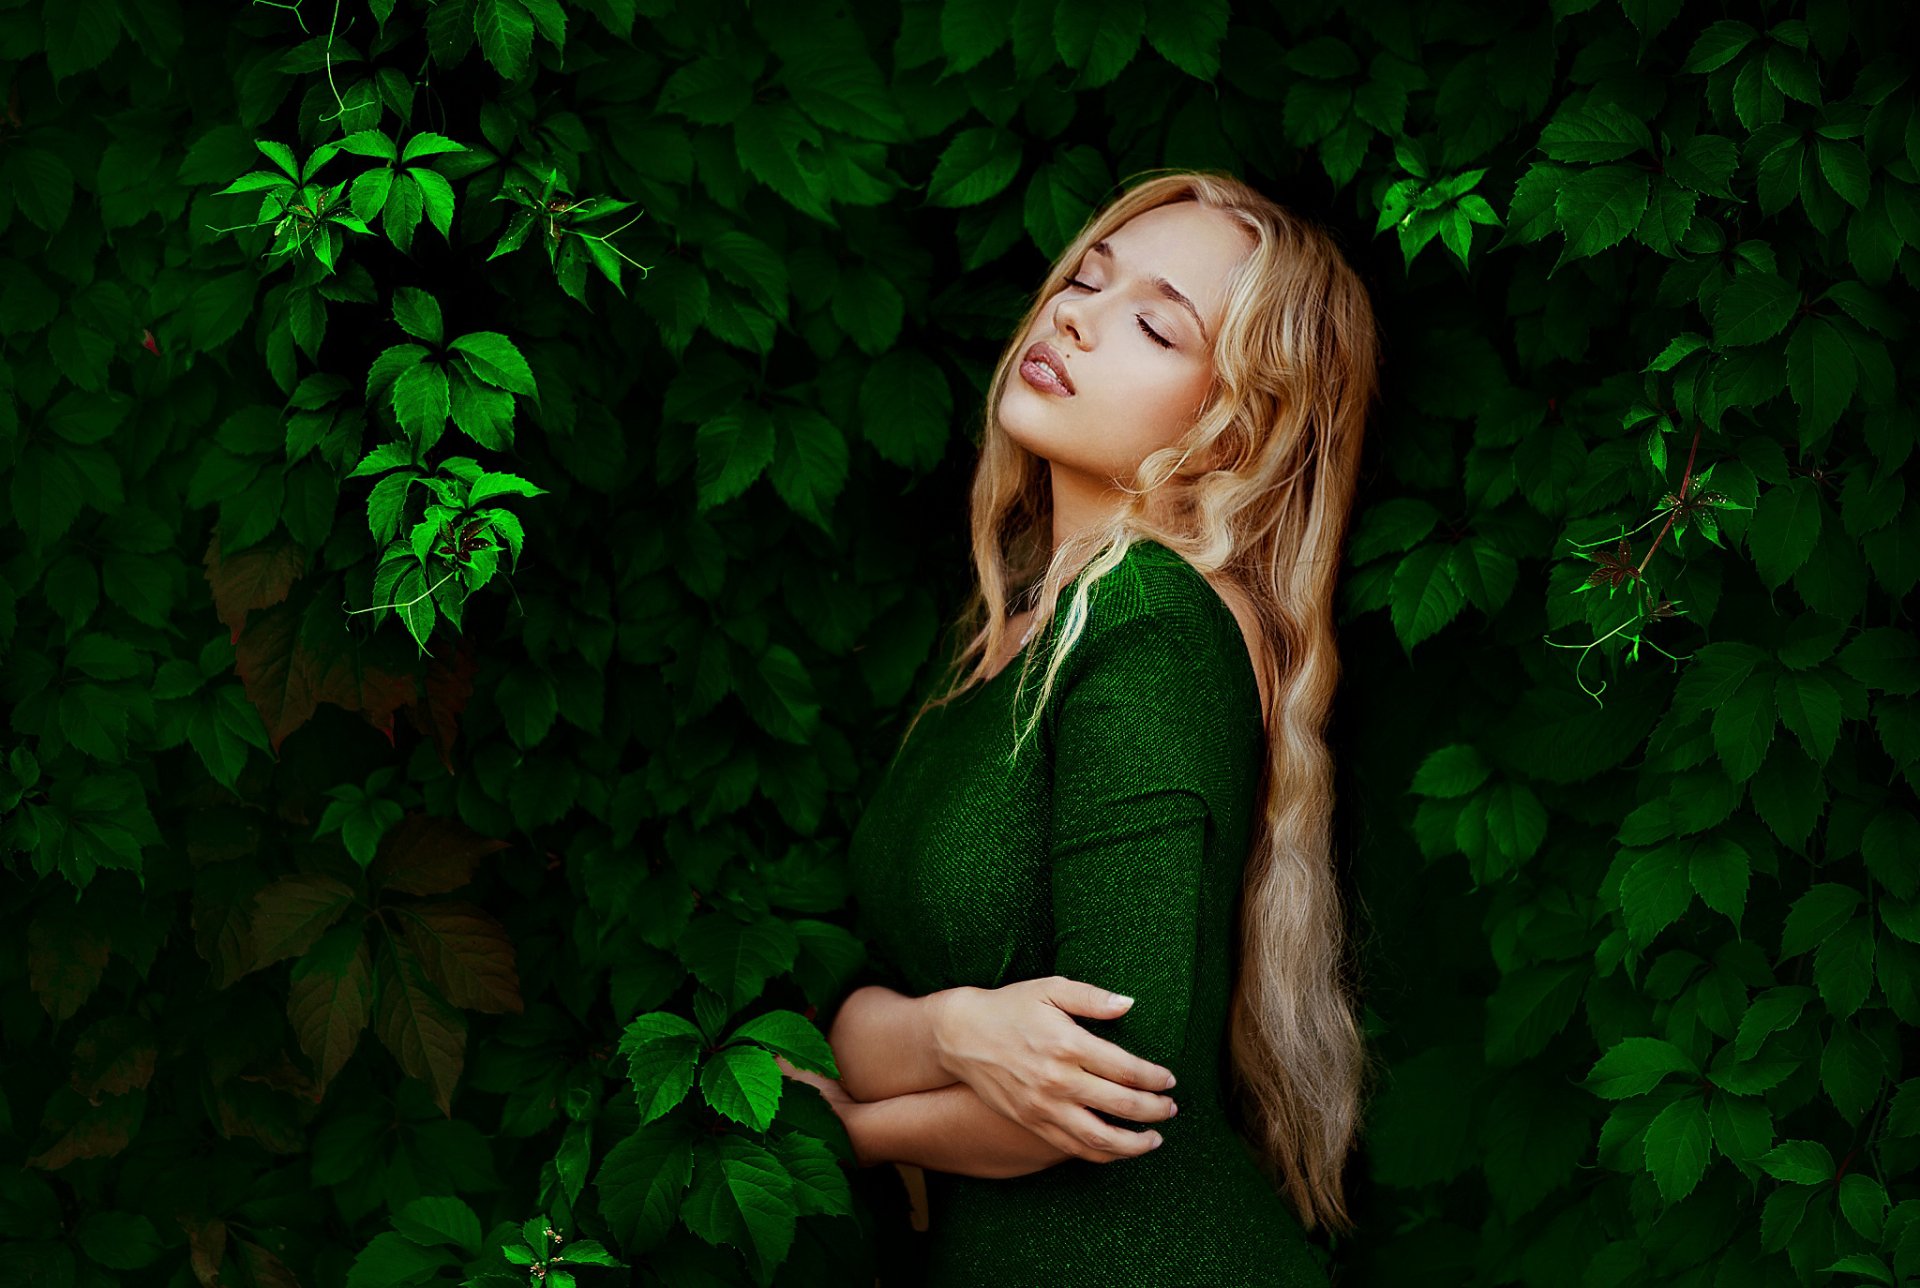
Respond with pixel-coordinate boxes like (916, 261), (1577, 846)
(778, 169), (1383, 1284)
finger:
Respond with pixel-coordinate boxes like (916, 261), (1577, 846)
(1081, 1036), (1179, 1095)
(1055, 1104), (1165, 1162)
(1047, 976), (1140, 1022)
(1061, 1065), (1178, 1127)
(1089, 1075), (1179, 1125)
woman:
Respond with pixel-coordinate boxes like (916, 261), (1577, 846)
(778, 169), (1382, 1284)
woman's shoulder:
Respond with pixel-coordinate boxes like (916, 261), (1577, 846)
(1068, 539), (1249, 672)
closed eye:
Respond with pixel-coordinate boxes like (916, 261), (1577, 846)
(1063, 277), (1174, 349)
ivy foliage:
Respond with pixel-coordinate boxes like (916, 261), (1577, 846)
(0, 0), (1916, 1284)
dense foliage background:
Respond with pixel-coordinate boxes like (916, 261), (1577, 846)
(2, 0), (1917, 1283)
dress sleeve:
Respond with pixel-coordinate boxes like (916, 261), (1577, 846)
(1045, 603), (1242, 1086)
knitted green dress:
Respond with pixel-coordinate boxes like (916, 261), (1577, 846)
(843, 539), (1329, 1287)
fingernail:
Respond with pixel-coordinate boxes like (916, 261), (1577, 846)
(1164, 1074), (1177, 1089)
(1151, 1133), (1164, 1148)
(1168, 1102), (1179, 1116)
(1109, 993), (1133, 1008)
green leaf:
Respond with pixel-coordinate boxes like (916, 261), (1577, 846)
(1144, 0), (1228, 81)
(1785, 316), (1856, 443)
(1539, 101), (1654, 163)
(829, 263), (904, 355)
(678, 1136), (796, 1270)
(495, 666), (557, 749)
(1862, 809), (1920, 900)
(1483, 781), (1547, 866)
(449, 331), (539, 397)
(366, 472), (416, 547)
(1813, 920), (1875, 1021)
(473, 0), (535, 80)
(392, 286), (444, 344)
(392, 1195), (482, 1256)
(1586, 1035), (1697, 1098)
(1707, 1091), (1773, 1164)
(1620, 843), (1692, 944)
(856, 350), (951, 473)
(1410, 744), (1490, 798)
(677, 913), (799, 1014)
(1351, 498), (1442, 565)
(1780, 883), (1862, 959)
(618, 1012), (704, 1123)
(1387, 543), (1464, 649)
(1644, 1095), (1711, 1202)
(734, 101), (834, 225)
(1775, 669), (1842, 765)
(925, 126), (1022, 207)
(1837, 627), (1920, 694)
(1748, 476), (1821, 587)
(391, 362), (451, 443)
(726, 1009), (839, 1076)
(699, 1043), (784, 1131)
(768, 409), (848, 532)
(596, 1120), (698, 1251)
(1688, 834), (1750, 930)
(694, 405), (776, 511)
(1710, 667), (1777, 782)
(74, 1211), (162, 1270)
(1712, 272), (1800, 347)
(1758, 1138), (1834, 1184)
(1054, 0), (1144, 87)
(467, 471), (549, 507)
(1554, 165), (1649, 260)
(940, 0), (1016, 72)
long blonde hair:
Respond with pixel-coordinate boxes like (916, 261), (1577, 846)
(903, 169), (1383, 1236)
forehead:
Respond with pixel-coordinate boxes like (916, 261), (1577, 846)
(1097, 203), (1250, 323)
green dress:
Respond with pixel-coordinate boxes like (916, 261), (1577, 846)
(844, 539), (1330, 1287)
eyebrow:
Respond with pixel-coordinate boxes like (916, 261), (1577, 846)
(1087, 240), (1209, 344)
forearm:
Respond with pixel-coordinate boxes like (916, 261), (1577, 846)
(848, 1081), (1072, 1180)
(828, 984), (966, 1102)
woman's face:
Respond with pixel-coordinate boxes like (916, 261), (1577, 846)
(998, 201), (1251, 508)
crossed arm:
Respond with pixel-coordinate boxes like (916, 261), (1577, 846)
(827, 604), (1229, 1182)
(827, 983), (1074, 1180)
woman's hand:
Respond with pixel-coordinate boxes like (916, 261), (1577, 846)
(931, 976), (1179, 1165)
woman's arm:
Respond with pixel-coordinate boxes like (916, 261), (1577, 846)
(828, 983), (971, 1102)
(848, 1080), (1087, 1180)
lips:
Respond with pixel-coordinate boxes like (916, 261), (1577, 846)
(1022, 341), (1075, 394)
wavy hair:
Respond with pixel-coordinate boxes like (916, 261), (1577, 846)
(901, 169), (1384, 1236)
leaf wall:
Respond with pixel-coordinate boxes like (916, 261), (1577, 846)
(0, 0), (1916, 1284)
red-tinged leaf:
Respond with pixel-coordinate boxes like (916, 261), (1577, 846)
(211, 1076), (306, 1153)
(233, 584), (418, 754)
(202, 530), (306, 643)
(232, 1235), (304, 1288)
(373, 937), (466, 1115)
(289, 923), (373, 1093)
(69, 1015), (158, 1098)
(368, 811), (511, 896)
(191, 862), (267, 990)
(403, 633), (480, 777)
(394, 901), (523, 1014)
(251, 873), (358, 968)
(183, 1217), (227, 1287)
(26, 1088), (145, 1169)
(28, 900), (111, 1022)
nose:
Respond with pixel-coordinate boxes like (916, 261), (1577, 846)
(1054, 294), (1089, 348)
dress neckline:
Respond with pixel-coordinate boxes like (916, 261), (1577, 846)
(974, 540), (1255, 695)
